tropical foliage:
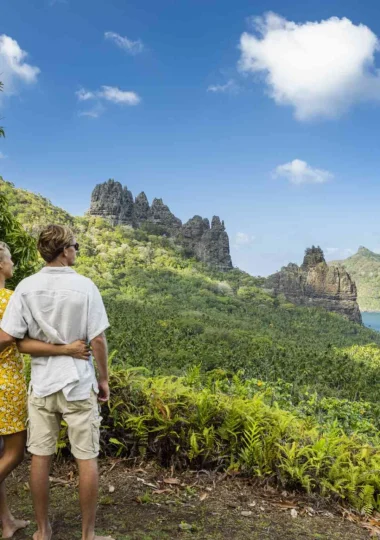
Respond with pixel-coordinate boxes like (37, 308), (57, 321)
(3, 179), (380, 513)
(0, 185), (38, 288)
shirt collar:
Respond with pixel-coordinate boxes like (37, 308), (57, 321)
(39, 267), (76, 274)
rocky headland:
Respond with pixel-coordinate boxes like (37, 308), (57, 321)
(266, 246), (362, 324)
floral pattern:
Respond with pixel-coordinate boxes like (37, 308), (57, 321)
(0, 288), (27, 435)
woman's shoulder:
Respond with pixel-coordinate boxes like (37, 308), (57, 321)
(0, 288), (13, 301)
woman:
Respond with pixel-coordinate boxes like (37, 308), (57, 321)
(0, 241), (90, 539)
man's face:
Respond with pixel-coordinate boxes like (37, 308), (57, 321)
(0, 250), (15, 279)
(66, 238), (78, 266)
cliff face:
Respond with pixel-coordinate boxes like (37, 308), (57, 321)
(266, 246), (362, 324)
(89, 179), (233, 271)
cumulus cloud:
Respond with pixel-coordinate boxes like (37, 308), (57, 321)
(207, 79), (239, 94)
(238, 13), (380, 120)
(274, 159), (334, 185)
(0, 35), (40, 99)
(99, 86), (140, 105)
(104, 31), (144, 55)
(233, 232), (256, 249)
(76, 85), (141, 117)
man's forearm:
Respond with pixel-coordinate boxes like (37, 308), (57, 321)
(0, 329), (15, 353)
(90, 333), (109, 382)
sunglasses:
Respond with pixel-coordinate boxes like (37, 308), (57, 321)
(52, 243), (80, 261)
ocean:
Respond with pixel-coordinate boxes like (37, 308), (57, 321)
(362, 312), (380, 332)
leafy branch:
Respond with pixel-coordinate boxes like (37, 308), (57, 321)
(0, 81), (4, 137)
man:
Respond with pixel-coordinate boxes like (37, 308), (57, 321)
(0, 225), (114, 540)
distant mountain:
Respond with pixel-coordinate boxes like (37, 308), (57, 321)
(331, 246), (380, 311)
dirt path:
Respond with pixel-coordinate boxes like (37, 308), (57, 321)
(6, 458), (373, 539)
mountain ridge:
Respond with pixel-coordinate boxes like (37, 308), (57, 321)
(89, 178), (233, 272)
(330, 246), (380, 311)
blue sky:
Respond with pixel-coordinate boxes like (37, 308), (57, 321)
(2, 0), (380, 276)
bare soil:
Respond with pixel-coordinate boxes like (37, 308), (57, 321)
(5, 457), (374, 539)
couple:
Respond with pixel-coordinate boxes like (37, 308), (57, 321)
(0, 224), (114, 540)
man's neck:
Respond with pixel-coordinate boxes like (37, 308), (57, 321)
(46, 258), (69, 268)
(0, 277), (5, 289)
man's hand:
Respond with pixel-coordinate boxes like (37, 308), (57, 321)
(63, 340), (91, 360)
(98, 379), (110, 402)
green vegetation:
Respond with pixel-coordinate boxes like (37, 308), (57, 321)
(0, 82), (4, 138)
(0, 187), (38, 288)
(104, 367), (380, 512)
(332, 246), (380, 311)
(3, 179), (380, 513)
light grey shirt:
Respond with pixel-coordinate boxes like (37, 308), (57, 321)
(0, 267), (109, 401)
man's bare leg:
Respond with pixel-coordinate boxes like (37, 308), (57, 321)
(30, 455), (53, 540)
(76, 458), (114, 540)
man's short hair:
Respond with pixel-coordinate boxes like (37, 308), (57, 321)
(37, 225), (75, 263)
(0, 241), (11, 262)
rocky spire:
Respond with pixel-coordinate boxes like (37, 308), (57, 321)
(89, 180), (233, 271)
(133, 192), (150, 226)
(89, 179), (124, 225)
(302, 246), (325, 270)
(119, 187), (134, 226)
(148, 198), (182, 231)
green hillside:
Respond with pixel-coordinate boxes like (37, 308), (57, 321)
(332, 246), (380, 311)
(2, 176), (380, 401)
(2, 179), (380, 512)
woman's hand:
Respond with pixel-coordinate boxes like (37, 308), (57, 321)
(63, 340), (91, 360)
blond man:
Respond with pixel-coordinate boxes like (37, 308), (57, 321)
(0, 225), (114, 540)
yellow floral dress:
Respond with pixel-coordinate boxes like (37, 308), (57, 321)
(0, 288), (27, 435)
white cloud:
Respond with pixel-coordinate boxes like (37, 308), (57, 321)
(207, 79), (239, 94)
(0, 35), (40, 99)
(76, 88), (95, 101)
(238, 13), (380, 120)
(104, 31), (144, 55)
(233, 232), (256, 249)
(274, 159), (334, 185)
(78, 102), (105, 119)
(0, 152), (6, 159)
(76, 86), (141, 118)
(99, 86), (141, 105)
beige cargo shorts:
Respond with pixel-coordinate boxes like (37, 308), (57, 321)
(27, 389), (102, 460)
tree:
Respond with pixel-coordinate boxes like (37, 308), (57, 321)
(0, 82), (4, 138)
(0, 189), (38, 287)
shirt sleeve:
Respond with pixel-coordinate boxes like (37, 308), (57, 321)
(0, 290), (28, 339)
(87, 282), (110, 342)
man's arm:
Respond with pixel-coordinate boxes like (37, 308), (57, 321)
(17, 338), (91, 360)
(90, 332), (109, 402)
(0, 329), (15, 353)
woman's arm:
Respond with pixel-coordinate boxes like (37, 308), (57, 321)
(0, 329), (15, 353)
(17, 338), (91, 360)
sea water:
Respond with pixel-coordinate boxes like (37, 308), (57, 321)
(362, 312), (380, 332)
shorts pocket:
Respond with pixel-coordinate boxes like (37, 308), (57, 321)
(26, 418), (31, 447)
(92, 418), (101, 454)
(66, 397), (94, 413)
(29, 393), (46, 409)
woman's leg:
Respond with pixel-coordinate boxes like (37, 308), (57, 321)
(0, 431), (29, 538)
